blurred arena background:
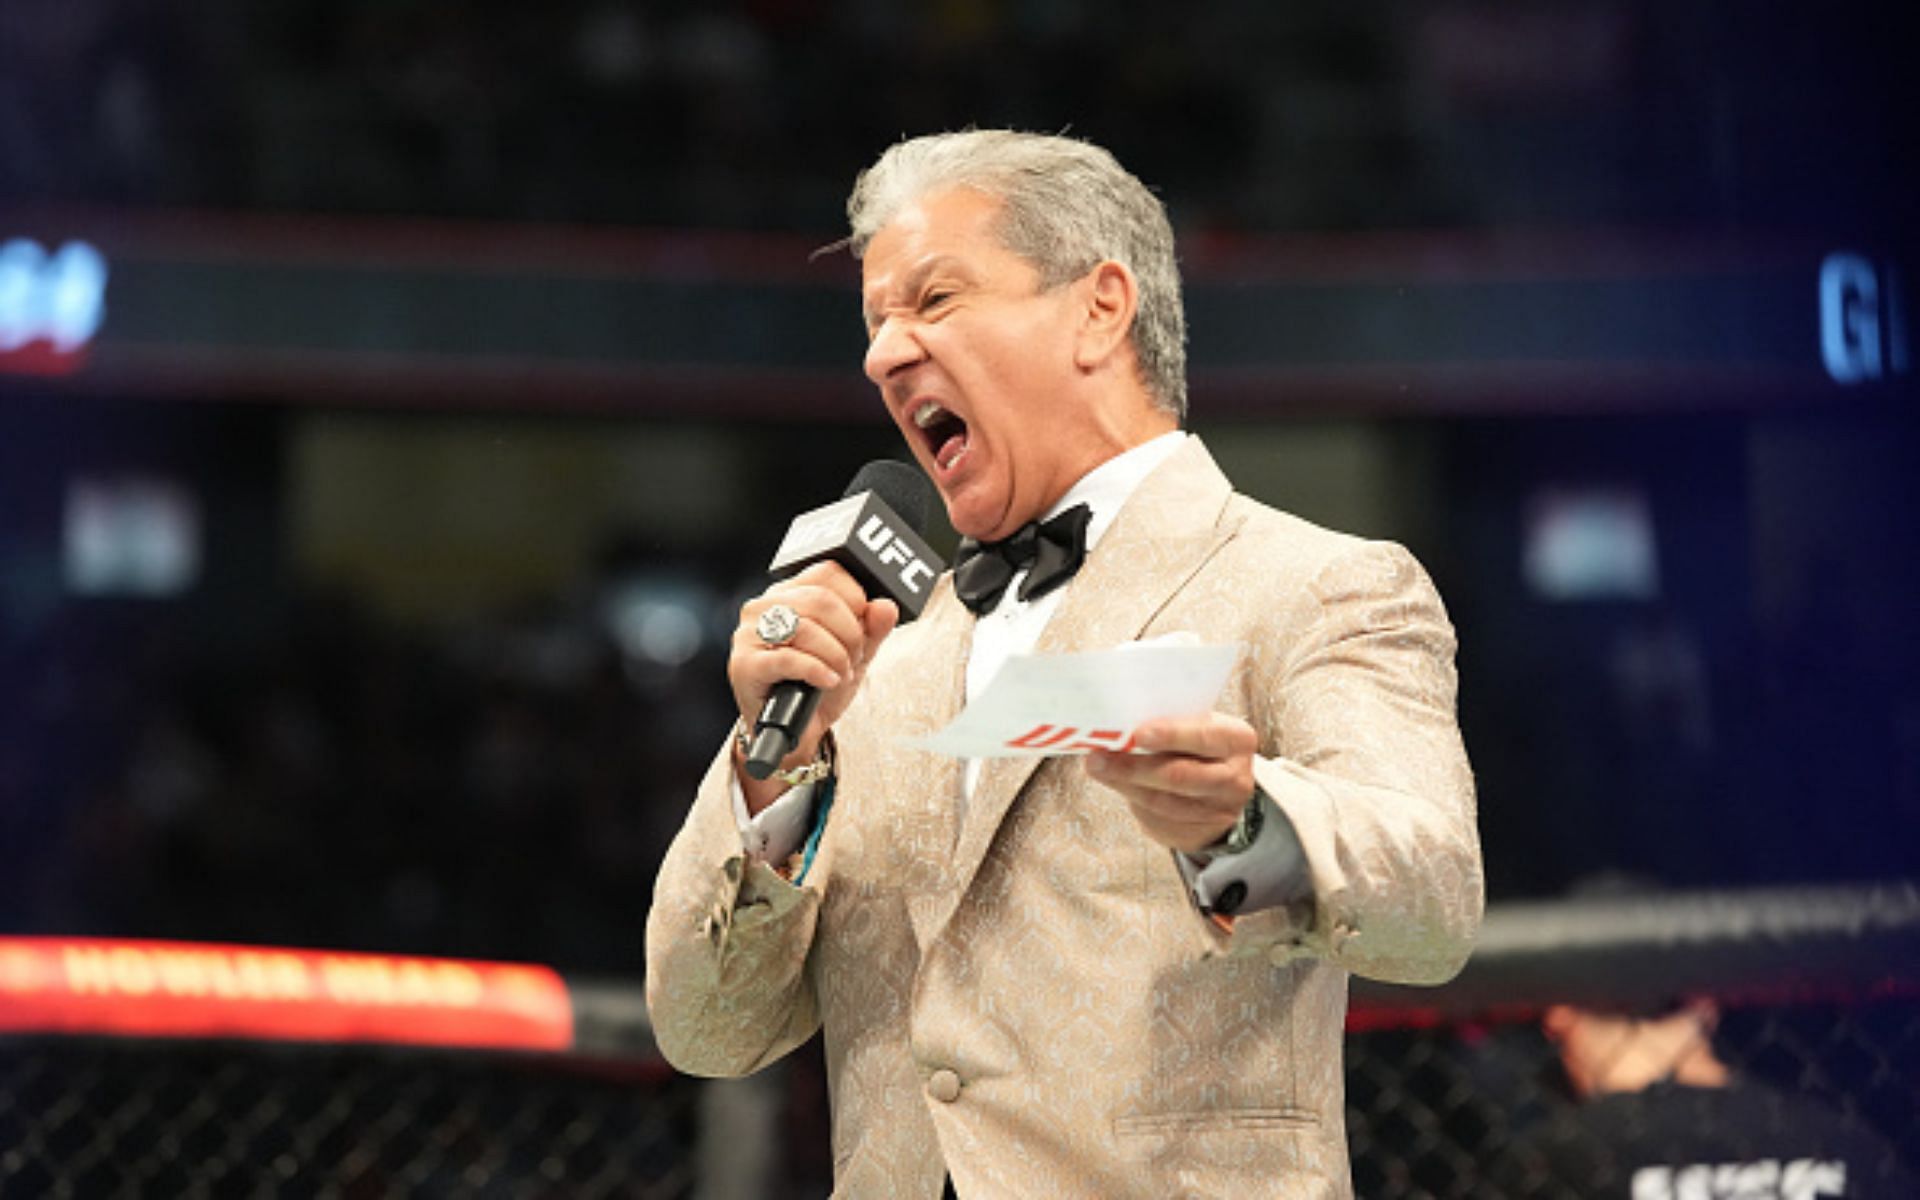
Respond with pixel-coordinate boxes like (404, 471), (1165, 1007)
(1, 2), (1914, 1196)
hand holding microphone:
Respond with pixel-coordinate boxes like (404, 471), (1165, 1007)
(731, 564), (894, 789)
(728, 461), (944, 802)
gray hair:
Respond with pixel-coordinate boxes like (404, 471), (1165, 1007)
(846, 130), (1188, 420)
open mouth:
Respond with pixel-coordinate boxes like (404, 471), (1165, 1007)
(911, 400), (971, 472)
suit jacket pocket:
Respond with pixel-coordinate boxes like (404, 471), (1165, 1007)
(1113, 1105), (1320, 1137)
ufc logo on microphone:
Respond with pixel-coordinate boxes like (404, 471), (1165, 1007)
(857, 515), (936, 594)
(768, 487), (946, 621)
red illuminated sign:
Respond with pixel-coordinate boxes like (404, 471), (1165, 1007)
(0, 937), (574, 1052)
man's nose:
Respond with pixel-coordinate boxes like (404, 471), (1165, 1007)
(863, 316), (924, 384)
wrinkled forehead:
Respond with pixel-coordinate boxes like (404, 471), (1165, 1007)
(857, 179), (1010, 260)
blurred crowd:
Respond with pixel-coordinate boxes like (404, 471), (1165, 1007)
(0, 0), (1402, 228)
(0, 580), (738, 974)
(6, 0), (1886, 233)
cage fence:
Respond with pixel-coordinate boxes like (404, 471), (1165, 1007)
(1345, 994), (1917, 1198)
(0, 1041), (696, 1199)
(2, 881), (1914, 1198)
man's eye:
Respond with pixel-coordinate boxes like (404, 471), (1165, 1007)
(921, 290), (953, 311)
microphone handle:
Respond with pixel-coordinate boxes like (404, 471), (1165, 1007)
(745, 681), (824, 779)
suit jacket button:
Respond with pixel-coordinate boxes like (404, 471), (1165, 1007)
(927, 1069), (963, 1103)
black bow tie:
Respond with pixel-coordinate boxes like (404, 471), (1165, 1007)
(952, 503), (1092, 615)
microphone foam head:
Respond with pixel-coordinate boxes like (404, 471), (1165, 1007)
(846, 459), (936, 536)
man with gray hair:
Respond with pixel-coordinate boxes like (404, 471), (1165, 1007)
(647, 129), (1482, 1198)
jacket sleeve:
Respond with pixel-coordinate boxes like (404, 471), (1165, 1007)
(1227, 539), (1483, 986)
(643, 745), (824, 1077)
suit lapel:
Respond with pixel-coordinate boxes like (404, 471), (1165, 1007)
(885, 580), (975, 946)
(919, 438), (1243, 946)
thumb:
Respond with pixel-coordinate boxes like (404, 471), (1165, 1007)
(861, 598), (901, 665)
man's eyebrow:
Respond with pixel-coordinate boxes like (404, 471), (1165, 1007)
(862, 257), (958, 326)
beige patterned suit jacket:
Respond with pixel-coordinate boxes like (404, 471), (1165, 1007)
(646, 438), (1482, 1198)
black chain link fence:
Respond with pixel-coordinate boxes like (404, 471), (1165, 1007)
(1346, 994), (1919, 1198)
(0, 1041), (698, 1198)
(1344, 881), (1920, 1198)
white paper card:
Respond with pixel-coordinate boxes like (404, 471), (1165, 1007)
(910, 641), (1242, 759)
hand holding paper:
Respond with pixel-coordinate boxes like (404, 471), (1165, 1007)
(911, 640), (1242, 759)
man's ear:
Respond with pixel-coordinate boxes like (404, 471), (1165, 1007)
(1073, 260), (1138, 371)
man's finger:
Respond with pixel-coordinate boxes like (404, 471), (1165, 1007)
(740, 646), (843, 695)
(1091, 752), (1244, 802)
(753, 584), (865, 651)
(1130, 714), (1257, 760)
(858, 599), (901, 668)
(733, 606), (857, 675)
(785, 560), (873, 613)
(1120, 783), (1237, 824)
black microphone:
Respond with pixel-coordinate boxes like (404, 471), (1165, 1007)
(744, 461), (946, 779)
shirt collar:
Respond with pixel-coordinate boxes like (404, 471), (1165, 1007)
(1044, 430), (1187, 553)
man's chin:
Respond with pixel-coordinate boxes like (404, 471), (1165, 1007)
(944, 501), (1000, 543)
(939, 474), (1018, 542)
